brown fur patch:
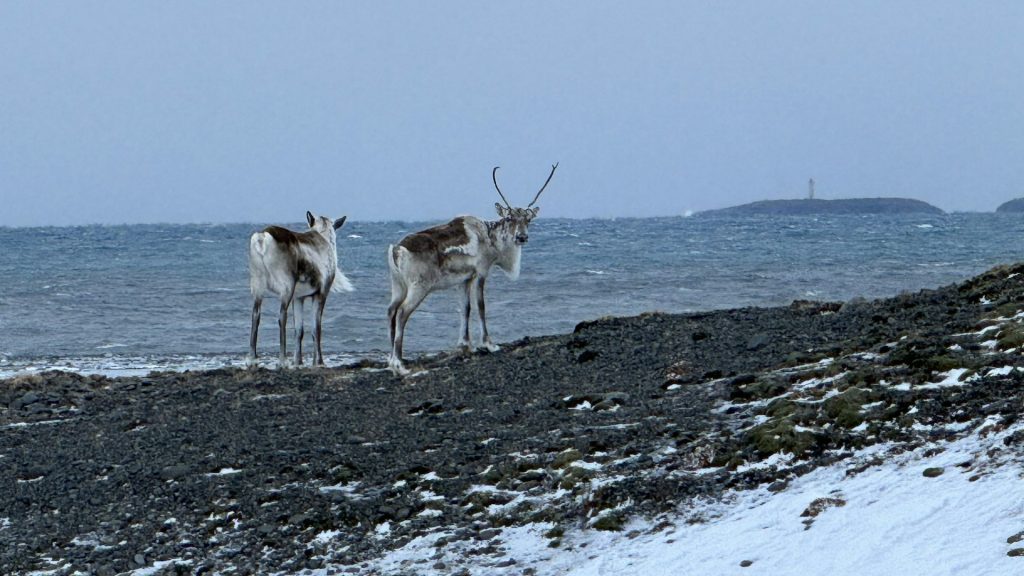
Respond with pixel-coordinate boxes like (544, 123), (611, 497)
(261, 226), (326, 292)
(264, 226), (300, 246)
(399, 217), (471, 257)
(296, 258), (322, 290)
(264, 225), (325, 250)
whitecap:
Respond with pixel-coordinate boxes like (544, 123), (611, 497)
(95, 343), (129, 350)
(347, 234), (363, 239)
(585, 270), (607, 275)
(578, 241), (595, 247)
(915, 224), (934, 229)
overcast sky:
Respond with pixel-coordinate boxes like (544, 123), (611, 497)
(1, 2), (1021, 226)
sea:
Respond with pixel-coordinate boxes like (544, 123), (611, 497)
(2, 213), (1023, 378)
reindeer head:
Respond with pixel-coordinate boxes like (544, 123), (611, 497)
(306, 211), (347, 236)
(492, 163), (557, 245)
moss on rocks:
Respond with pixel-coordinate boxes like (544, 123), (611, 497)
(592, 512), (625, 532)
(824, 388), (870, 429)
(746, 418), (815, 457)
(998, 325), (1024, 351)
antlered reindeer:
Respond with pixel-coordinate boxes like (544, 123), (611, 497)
(387, 163), (558, 375)
(248, 211), (353, 368)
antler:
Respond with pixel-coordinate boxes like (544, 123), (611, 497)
(492, 166), (512, 209)
(528, 162), (559, 208)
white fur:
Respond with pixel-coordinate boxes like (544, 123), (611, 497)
(499, 244), (522, 280)
(331, 271), (354, 293)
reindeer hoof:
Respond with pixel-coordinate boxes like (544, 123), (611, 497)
(481, 342), (501, 353)
(388, 357), (410, 377)
(456, 341), (472, 355)
(278, 358), (294, 370)
(245, 356), (258, 369)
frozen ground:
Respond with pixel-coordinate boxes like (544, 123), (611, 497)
(331, 420), (1024, 575)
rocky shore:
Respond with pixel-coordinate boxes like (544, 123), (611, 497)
(4, 264), (1024, 574)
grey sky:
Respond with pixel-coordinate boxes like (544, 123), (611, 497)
(1, 1), (1021, 227)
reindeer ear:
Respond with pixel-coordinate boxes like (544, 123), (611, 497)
(529, 207), (540, 219)
(333, 216), (347, 230)
(306, 211), (316, 228)
(495, 203), (507, 218)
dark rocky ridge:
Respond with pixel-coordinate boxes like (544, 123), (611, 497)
(996, 198), (1024, 213)
(4, 264), (1024, 574)
(702, 197), (944, 215)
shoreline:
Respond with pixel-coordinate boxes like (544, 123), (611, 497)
(4, 264), (1024, 573)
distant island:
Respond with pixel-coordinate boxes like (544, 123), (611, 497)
(701, 197), (944, 216)
(996, 198), (1024, 213)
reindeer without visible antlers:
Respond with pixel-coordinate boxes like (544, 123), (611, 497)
(248, 211), (353, 368)
(386, 163), (558, 375)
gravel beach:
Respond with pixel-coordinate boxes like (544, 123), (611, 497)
(4, 264), (1024, 574)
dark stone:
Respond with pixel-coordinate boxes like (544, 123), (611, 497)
(740, 560), (754, 567)
(19, 392), (41, 407)
(746, 334), (771, 351)
(478, 528), (501, 540)
(159, 465), (190, 480)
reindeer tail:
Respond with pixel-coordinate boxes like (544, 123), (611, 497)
(330, 270), (354, 293)
(248, 232), (270, 295)
(387, 244), (399, 273)
(387, 244), (409, 281)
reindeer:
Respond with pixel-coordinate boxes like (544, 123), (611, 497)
(247, 211), (352, 368)
(386, 163), (558, 375)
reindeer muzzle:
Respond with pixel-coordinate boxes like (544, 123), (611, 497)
(515, 234), (529, 245)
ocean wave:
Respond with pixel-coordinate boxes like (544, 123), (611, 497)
(0, 352), (371, 380)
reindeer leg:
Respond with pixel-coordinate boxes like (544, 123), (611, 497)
(477, 276), (500, 352)
(314, 293), (327, 366)
(457, 277), (473, 352)
(278, 285), (296, 368)
(293, 297), (305, 366)
(247, 296), (262, 368)
(387, 277), (408, 367)
(390, 285), (428, 376)
(387, 286), (405, 353)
